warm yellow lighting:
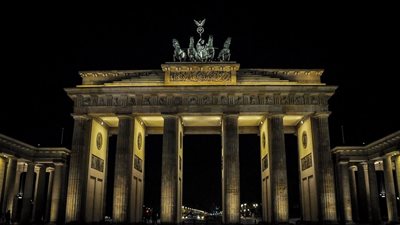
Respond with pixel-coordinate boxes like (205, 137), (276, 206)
(238, 115), (263, 126)
(283, 115), (303, 126)
(139, 116), (164, 127)
(99, 116), (119, 127)
(182, 116), (221, 127)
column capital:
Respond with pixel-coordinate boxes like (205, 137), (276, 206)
(161, 113), (178, 119)
(312, 111), (331, 118)
(222, 113), (239, 119)
(71, 114), (90, 120)
(116, 114), (134, 119)
(53, 160), (65, 166)
(338, 160), (350, 165)
(46, 167), (55, 172)
(384, 151), (400, 159)
(35, 163), (45, 168)
(267, 113), (285, 119)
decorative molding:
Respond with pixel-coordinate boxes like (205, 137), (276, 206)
(162, 63), (239, 85)
(134, 155), (142, 172)
(301, 153), (313, 171)
(170, 71), (231, 82)
(238, 69), (323, 83)
(73, 93), (330, 107)
(91, 154), (104, 172)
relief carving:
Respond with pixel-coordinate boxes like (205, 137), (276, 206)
(159, 96), (167, 105)
(74, 92), (328, 108)
(127, 96), (136, 106)
(170, 71), (231, 82)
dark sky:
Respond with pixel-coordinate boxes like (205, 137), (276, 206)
(1, 3), (399, 212)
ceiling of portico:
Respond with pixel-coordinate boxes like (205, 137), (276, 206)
(99, 114), (304, 128)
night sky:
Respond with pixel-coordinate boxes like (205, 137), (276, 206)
(1, 3), (399, 213)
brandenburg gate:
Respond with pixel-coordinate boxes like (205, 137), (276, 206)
(64, 62), (338, 224)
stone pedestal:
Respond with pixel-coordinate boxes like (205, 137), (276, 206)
(367, 161), (381, 224)
(311, 113), (337, 223)
(113, 116), (134, 222)
(269, 115), (288, 223)
(65, 116), (92, 223)
(222, 114), (240, 224)
(338, 162), (353, 224)
(383, 156), (398, 223)
(160, 115), (182, 224)
(348, 166), (359, 222)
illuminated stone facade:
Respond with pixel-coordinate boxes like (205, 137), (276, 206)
(333, 130), (400, 224)
(0, 134), (70, 224)
(65, 62), (338, 224)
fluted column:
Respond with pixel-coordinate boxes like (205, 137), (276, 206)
(338, 161), (353, 224)
(311, 113), (337, 223)
(267, 115), (288, 223)
(44, 167), (54, 222)
(161, 115), (181, 224)
(65, 115), (92, 223)
(396, 155), (400, 207)
(51, 162), (67, 223)
(2, 157), (17, 213)
(222, 114), (240, 224)
(11, 162), (24, 221)
(113, 115), (134, 222)
(33, 164), (46, 222)
(367, 160), (381, 224)
(0, 156), (7, 209)
(356, 163), (371, 222)
(348, 166), (359, 222)
(20, 162), (35, 224)
(383, 156), (398, 223)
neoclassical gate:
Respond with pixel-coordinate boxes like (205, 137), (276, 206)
(64, 62), (338, 224)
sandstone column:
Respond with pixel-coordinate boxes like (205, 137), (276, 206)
(383, 156), (398, 223)
(268, 114), (288, 223)
(11, 162), (24, 221)
(222, 114), (240, 224)
(367, 160), (381, 224)
(311, 113), (337, 223)
(113, 115), (134, 222)
(161, 115), (182, 224)
(51, 162), (67, 223)
(356, 163), (371, 222)
(348, 166), (359, 222)
(396, 155), (400, 205)
(0, 156), (7, 209)
(337, 161), (353, 224)
(33, 164), (46, 222)
(65, 115), (92, 223)
(44, 167), (54, 222)
(20, 162), (35, 224)
(2, 157), (16, 213)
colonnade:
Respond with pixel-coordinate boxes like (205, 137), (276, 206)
(0, 134), (70, 224)
(64, 112), (337, 224)
(334, 130), (400, 224)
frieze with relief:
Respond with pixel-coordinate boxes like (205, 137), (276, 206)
(170, 71), (231, 82)
(74, 93), (328, 107)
